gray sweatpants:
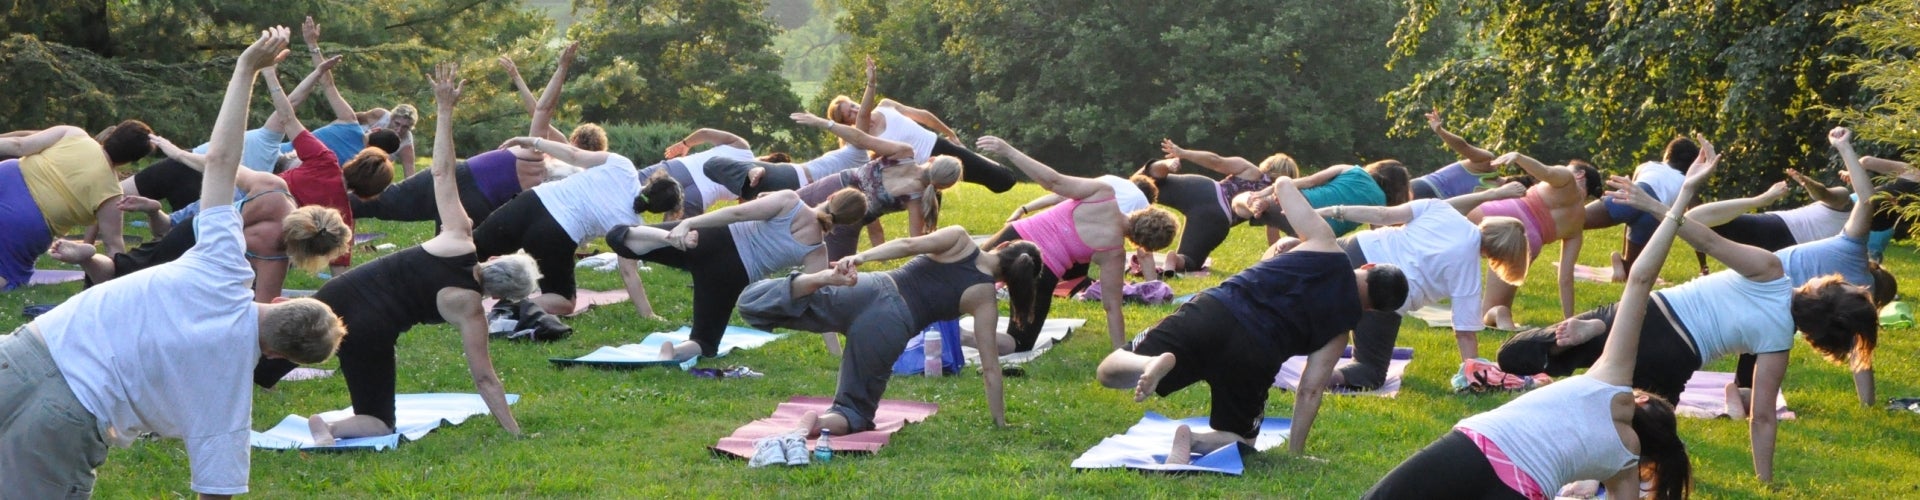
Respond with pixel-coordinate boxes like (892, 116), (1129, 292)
(1332, 237), (1403, 389)
(0, 327), (108, 499)
(737, 273), (918, 433)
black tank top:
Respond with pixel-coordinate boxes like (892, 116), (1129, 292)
(315, 246), (482, 336)
(884, 248), (994, 327)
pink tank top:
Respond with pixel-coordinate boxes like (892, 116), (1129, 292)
(1009, 197), (1122, 278)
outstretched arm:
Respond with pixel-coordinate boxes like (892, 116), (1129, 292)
(501, 136), (609, 169)
(1445, 182), (1527, 214)
(854, 56), (877, 133)
(204, 28), (291, 208)
(283, 54), (336, 111)
(1587, 134), (1715, 386)
(527, 42), (578, 143)
(1426, 110), (1497, 168)
(1009, 193), (1067, 222)
(1830, 128), (1873, 239)
(1315, 203), (1416, 227)
(839, 226), (971, 266)
(1616, 179), (1783, 282)
(975, 136), (1108, 200)
(1786, 168), (1850, 210)
(881, 99), (959, 142)
(666, 191), (801, 243)
(1292, 164), (1353, 189)
(1861, 156), (1919, 181)
(1490, 152), (1574, 187)
(301, 16), (355, 124)
(0, 126), (87, 157)
(441, 290), (522, 436)
(1160, 139), (1261, 180)
(663, 128), (750, 159)
(792, 112), (913, 159)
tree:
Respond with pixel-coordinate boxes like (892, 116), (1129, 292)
(816, 0), (1459, 177)
(1387, 0), (1869, 199)
(567, 0), (816, 155)
(1830, 0), (1920, 160)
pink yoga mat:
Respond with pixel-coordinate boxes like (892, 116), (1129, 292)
(1676, 370), (1794, 420)
(28, 269), (84, 286)
(711, 396), (938, 459)
(481, 289), (628, 318)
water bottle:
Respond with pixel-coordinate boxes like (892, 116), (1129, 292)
(923, 330), (943, 377)
(812, 430), (834, 463)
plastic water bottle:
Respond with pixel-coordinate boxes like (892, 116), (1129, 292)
(923, 330), (943, 377)
(812, 430), (834, 463)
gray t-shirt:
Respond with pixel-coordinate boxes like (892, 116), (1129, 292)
(1776, 233), (1872, 288)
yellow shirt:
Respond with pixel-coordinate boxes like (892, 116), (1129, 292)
(20, 135), (120, 236)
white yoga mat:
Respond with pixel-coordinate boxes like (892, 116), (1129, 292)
(958, 316), (1086, 364)
(250, 393), (520, 451)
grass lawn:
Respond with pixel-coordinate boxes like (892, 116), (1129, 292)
(3, 178), (1917, 498)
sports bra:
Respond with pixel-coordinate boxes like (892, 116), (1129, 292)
(1009, 196), (1122, 278)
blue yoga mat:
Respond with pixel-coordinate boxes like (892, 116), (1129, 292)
(250, 393), (519, 451)
(1071, 412), (1290, 475)
(550, 325), (785, 370)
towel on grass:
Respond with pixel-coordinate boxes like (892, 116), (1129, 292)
(250, 393), (519, 451)
(1071, 412), (1289, 475)
(279, 368), (334, 382)
(711, 396), (937, 458)
(549, 325), (785, 370)
(28, 269), (83, 286)
(1676, 371), (1794, 420)
(481, 288), (628, 317)
(1274, 346), (1413, 397)
(958, 316), (1085, 365)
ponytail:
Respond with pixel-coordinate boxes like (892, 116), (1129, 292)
(995, 241), (1046, 331)
(817, 187), (870, 233)
(921, 156), (962, 227)
(1632, 391), (1693, 500)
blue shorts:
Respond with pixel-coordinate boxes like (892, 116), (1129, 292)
(1603, 182), (1662, 244)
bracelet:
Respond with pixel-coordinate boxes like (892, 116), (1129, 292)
(1334, 206), (1344, 221)
(1667, 214), (1685, 227)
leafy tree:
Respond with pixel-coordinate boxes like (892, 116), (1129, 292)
(816, 0), (1459, 176)
(1830, 0), (1920, 160)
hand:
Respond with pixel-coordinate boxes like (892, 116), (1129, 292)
(149, 135), (182, 157)
(864, 55), (877, 83)
(497, 136), (534, 150)
(315, 54), (342, 74)
(1246, 192), (1271, 218)
(429, 62), (465, 105)
(663, 141), (691, 159)
(974, 136), (1013, 157)
(1828, 126), (1853, 149)
(559, 41), (580, 68)
(238, 26), (291, 72)
(1159, 138), (1185, 159)
(1682, 133), (1718, 190)
(666, 223), (694, 249)
(116, 195), (163, 212)
(498, 56), (520, 79)
(1006, 206), (1025, 223)
(1314, 206), (1340, 220)
(301, 16), (320, 46)
(790, 112), (832, 129)
(1489, 181), (1526, 199)
(833, 255), (863, 274)
(1425, 109), (1443, 131)
(746, 167), (766, 187)
(1490, 152), (1521, 166)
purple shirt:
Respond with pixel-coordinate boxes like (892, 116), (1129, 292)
(467, 149), (522, 207)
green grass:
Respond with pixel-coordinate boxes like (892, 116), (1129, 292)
(4, 181), (1919, 498)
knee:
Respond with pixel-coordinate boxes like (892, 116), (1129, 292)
(1095, 352), (1138, 389)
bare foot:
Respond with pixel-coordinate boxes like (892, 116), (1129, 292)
(1759, 180), (1790, 203)
(1167, 424), (1194, 465)
(1558, 479), (1601, 499)
(308, 415), (336, 446)
(661, 340), (697, 362)
(1609, 251), (1627, 283)
(1554, 318), (1606, 347)
(795, 410), (821, 438)
(47, 239), (96, 263)
(1135, 353), (1176, 403)
(1725, 384), (1751, 419)
(1481, 305), (1518, 330)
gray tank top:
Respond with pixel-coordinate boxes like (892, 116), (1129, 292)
(729, 200), (822, 278)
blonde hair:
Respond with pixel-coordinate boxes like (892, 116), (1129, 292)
(826, 95), (856, 125)
(260, 298), (345, 364)
(571, 124), (608, 152)
(1479, 216), (1530, 285)
(920, 156), (962, 226)
(1259, 153), (1299, 179)
(282, 206), (352, 272)
(816, 188), (869, 232)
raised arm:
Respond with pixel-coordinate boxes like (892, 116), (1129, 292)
(663, 128), (750, 159)
(974, 136), (1108, 200)
(1785, 168), (1850, 209)
(426, 63), (471, 238)
(502, 135), (609, 169)
(1614, 153), (1783, 281)
(0, 126), (87, 157)
(792, 112), (912, 159)
(1586, 133), (1713, 386)
(204, 28), (291, 208)
(260, 65), (306, 136)
(301, 16), (355, 124)
(1490, 152), (1575, 187)
(1427, 110), (1497, 167)
(1160, 139), (1261, 180)
(500, 56), (538, 115)
(1831, 128), (1873, 239)
(527, 42), (577, 143)
(854, 56), (877, 133)
(880, 98), (959, 142)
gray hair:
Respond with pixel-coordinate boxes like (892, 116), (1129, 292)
(479, 252), (542, 301)
(274, 152), (300, 174)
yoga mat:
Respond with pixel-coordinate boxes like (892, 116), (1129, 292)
(1552, 262), (1670, 286)
(550, 325), (785, 370)
(481, 288), (628, 317)
(958, 316), (1085, 365)
(1053, 276), (1087, 298)
(250, 393), (520, 451)
(353, 232), (385, 245)
(1172, 293), (1195, 305)
(1275, 346), (1414, 397)
(1676, 370), (1794, 420)
(280, 368), (334, 382)
(712, 396), (938, 458)
(1406, 305), (1453, 328)
(1134, 252), (1210, 277)
(1071, 412), (1290, 475)
(27, 269), (83, 286)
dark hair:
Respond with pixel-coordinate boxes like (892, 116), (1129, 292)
(994, 241), (1046, 331)
(1663, 137), (1699, 168)
(341, 148), (394, 199)
(100, 119), (154, 165)
(1870, 261), (1897, 307)
(758, 152), (792, 163)
(635, 169), (684, 214)
(1363, 263), (1410, 312)
(1365, 160), (1412, 206)
(1495, 173), (1539, 189)
(366, 129), (401, 154)
(1129, 174), (1159, 204)
(1791, 275), (1879, 371)
(1632, 391), (1693, 500)
(1569, 159), (1605, 199)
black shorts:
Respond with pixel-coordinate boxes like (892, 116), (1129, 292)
(1711, 213), (1800, 251)
(1496, 300), (1702, 402)
(1130, 293), (1279, 439)
(1362, 430), (1527, 499)
(132, 158), (205, 211)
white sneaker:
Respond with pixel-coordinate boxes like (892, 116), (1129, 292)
(747, 435), (787, 468)
(780, 432), (810, 466)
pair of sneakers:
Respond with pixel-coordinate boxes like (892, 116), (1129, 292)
(746, 432), (811, 468)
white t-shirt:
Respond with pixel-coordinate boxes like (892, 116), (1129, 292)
(874, 106), (938, 163)
(193, 127), (286, 173)
(799, 145), (871, 186)
(1633, 161), (1684, 204)
(532, 153), (642, 243)
(1456, 376), (1638, 492)
(1096, 175), (1150, 214)
(36, 204), (259, 495)
(1655, 269), (1795, 362)
(1773, 202), (1848, 244)
(676, 144), (755, 209)
(1354, 199), (1484, 331)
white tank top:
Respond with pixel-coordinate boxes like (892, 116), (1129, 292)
(1096, 175), (1150, 214)
(1633, 161), (1685, 204)
(874, 106), (938, 163)
(1456, 376), (1639, 490)
(1773, 202), (1848, 244)
(676, 144), (756, 209)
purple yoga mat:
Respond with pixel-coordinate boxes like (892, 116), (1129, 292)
(711, 397), (938, 458)
(1275, 346), (1413, 397)
(1676, 370), (1794, 420)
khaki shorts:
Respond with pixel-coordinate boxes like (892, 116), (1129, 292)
(0, 327), (108, 499)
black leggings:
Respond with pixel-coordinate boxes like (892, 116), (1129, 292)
(131, 158), (204, 211)
(1496, 302), (1700, 403)
(472, 191), (579, 301)
(1362, 430), (1528, 500)
(1695, 213), (1797, 272)
(607, 223), (750, 358)
(352, 164), (497, 225)
(1151, 174), (1234, 273)
(706, 157), (803, 202)
(931, 138), (1016, 193)
(984, 224), (1089, 352)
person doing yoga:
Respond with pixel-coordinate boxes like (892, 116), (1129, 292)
(1462, 151), (1607, 329)
(640, 128), (756, 218)
(824, 56), (1015, 193)
(703, 138), (876, 202)
(605, 188), (868, 360)
(742, 226), (1041, 435)
(0, 29), (346, 498)
(1233, 159), (1412, 243)
(1362, 153), (1697, 499)
(253, 63), (532, 444)
(1683, 167), (1855, 274)
(978, 136), (1179, 351)
(1410, 109), (1504, 200)
(790, 112), (962, 259)
(1009, 174), (1159, 277)
(1585, 136), (1699, 282)
(1095, 175), (1408, 462)
(1496, 135), (1878, 484)
(1136, 139), (1292, 273)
